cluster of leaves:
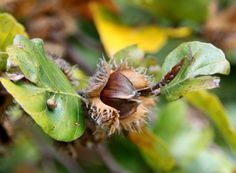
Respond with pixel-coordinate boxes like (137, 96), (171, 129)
(0, 0), (236, 173)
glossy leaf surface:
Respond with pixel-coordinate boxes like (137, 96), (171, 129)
(161, 41), (230, 101)
(1, 35), (85, 141)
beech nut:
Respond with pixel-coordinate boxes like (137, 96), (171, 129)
(81, 59), (154, 135)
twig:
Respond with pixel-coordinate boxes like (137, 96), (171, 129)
(139, 58), (185, 96)
(75, 32), (103, 50)
(96, 143), (131, 173)
(18, 117), (85, 173)
(65, 43), (94, 75)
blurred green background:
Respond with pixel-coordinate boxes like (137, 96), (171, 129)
(0, 0), (236, 172)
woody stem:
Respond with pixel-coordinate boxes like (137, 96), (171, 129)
(138, 82), (162, 97)
(138, 58), (185, 97)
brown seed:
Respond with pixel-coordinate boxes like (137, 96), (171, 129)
(81, 59), (152, 134)
(100, 71), (140, 117)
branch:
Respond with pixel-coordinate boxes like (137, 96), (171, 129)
(96, 143), (131, 173)
(65, 43), (94, 75)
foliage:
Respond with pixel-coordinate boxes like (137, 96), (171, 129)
(186, 91), (236, 153)
(161, 41), (230, 101)
(0, 13), (27, 70)
(0, 13), (28, 51)
(0, 1), (236, 173)
(90, 2), (191, 57)
(129, 129), (175, 172)
(1, 35), (84, 141)
(127, 0), (210, 23)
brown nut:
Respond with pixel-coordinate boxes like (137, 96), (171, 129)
(81, 60), (153, 135)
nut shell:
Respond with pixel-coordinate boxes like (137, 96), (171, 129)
(101, 71), (140, 117)
(82, 59), (153, 135)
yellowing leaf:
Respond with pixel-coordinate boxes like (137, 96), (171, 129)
(185, 90), (236, 154)
(0, 13), (28, 51)
(129, 129), (175, 171)
(0, 13), (28, 70)
(90, 2), (191, 57)
(164, 27), (192, 38)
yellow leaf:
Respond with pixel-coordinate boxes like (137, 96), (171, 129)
(90, 2), (191, 57)
(0, 13), (28, 51)
(128, 128), (175, 171)
(0, 13), (28, 70)
(164, 27), (191, 38)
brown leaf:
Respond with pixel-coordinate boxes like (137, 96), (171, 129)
(58, 0), (118, 19)
(204, 1), (236, 50)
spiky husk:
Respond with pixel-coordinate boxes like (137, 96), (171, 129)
(82, 59), (153, 135)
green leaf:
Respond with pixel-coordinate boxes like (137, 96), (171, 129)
(184, 149), (235, 173)
(112, 45), (163, 78)
(161, 41), (230, 101)
(171, 126), (213, 165)
(111, 44), (145, 69)
(113, 45), (144, 62)
(108, 135), (152, 173)
(128, 0), (209, 23)
(0, 13), (28, 51)
(154, 100), (214, 168)
(154, 100), (187, 143)
(0, 35), (85, 141)
(185, 90), (236, 154)
(129, 129), (175, 172)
